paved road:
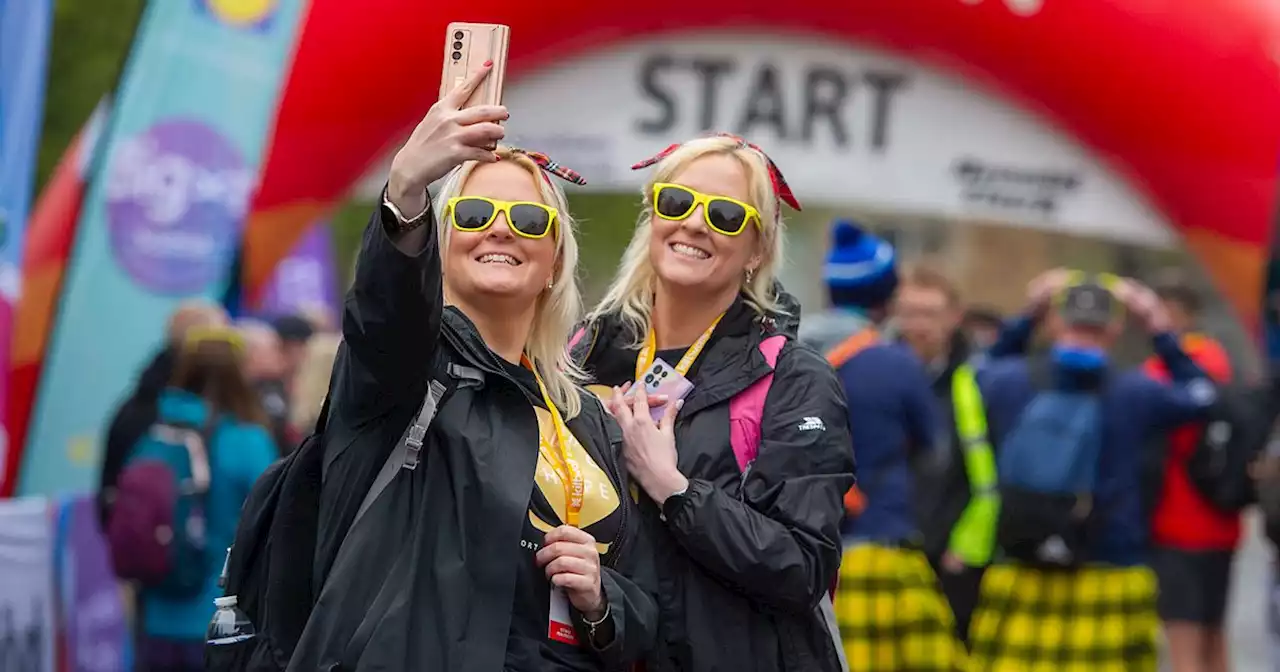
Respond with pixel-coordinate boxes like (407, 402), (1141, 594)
(1225, 511), (1272, 672)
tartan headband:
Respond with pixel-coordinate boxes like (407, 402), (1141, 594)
(505, 146), (587, 187)
(629, 132), (802, 211)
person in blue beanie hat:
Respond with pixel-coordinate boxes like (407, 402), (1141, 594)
(816, 221), (968, 669)
(824, 219), (900, 311)
(799, 220), (899, 353)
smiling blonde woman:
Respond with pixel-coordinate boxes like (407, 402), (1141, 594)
(282, 64), (658, 672)
(573, 133), (856, 672)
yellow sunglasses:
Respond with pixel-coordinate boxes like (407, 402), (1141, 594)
(1055, 270), (1126, 316)
(183, 327), (245, 353)
(651, 183), (761, 236)
(445, 196), (559, 240)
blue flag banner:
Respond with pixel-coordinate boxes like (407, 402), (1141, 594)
(0, 0), (53, 493)
(18, 0), (307, 496)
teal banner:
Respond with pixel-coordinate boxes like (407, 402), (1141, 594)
(18, 0), (307, 496)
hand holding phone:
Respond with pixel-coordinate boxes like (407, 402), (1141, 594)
(627, 358), (694, 422)
(441, 23), (510, 110)
(386, 62), (507, 215)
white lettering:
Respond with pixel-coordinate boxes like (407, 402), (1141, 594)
(130, 229), (218, 259)
(106, 134), (252, 226)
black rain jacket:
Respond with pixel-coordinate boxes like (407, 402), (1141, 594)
(572, 292), (856, 672)
(286, 201), (659, 671)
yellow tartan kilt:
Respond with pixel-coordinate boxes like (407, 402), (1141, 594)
(834, 544), (969, 671)
(968, 562), (1158, 672)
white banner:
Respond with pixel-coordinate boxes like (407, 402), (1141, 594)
(0, 497), (55, 672)
(361, 31), (1174, 246)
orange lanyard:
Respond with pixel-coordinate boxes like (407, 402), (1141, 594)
(633, 313), (724, 383)
(523, 356), (583, 528)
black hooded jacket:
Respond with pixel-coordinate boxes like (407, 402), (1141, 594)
(287, 202), (658, 671)
(572, 291), (856, 672)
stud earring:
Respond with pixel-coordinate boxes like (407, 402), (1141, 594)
(546, 279), (555, 290)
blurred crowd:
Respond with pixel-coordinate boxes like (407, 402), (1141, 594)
(101, 228), (1270, 672)
(100, 302), (339, 492)
(93, 125), (1275, 672)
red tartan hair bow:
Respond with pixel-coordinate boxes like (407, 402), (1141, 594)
(507, 146), (587, 186)
(629, 132), (802, 211)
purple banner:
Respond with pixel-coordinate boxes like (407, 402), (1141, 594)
(57, 496), (127, 672)
(256, 221), (339, 322)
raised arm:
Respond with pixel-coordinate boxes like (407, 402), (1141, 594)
(335, 64), (508, 420)
(985, 268), (1073, 360)
(1118, 279), (1217, 428)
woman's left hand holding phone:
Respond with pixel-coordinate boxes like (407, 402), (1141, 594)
(386, 62), (510, 218)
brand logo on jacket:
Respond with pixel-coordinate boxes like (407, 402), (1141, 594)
(798, 417), (826, 432)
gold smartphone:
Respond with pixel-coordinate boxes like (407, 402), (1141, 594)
(441, 22), (510, 109)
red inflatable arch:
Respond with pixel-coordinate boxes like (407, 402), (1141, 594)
(244, 0), (1280, 329)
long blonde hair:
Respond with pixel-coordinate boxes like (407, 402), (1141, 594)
(432, 146), (587, 418)
(588, 136), (788, 345)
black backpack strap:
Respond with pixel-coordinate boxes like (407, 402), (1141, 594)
(347, 377), (452, 532)
(336, 371), (460, 670)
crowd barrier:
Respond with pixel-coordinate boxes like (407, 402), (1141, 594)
(0, 495), (129, 672)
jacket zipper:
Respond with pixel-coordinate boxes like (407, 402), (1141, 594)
(738, 460), (755, 501)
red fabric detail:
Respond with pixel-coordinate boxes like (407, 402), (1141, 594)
(1146, 335), (1240, 550)
(631, 134), (803, 211)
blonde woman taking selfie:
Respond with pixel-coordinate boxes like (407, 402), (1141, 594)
(288, 65), (658, 672)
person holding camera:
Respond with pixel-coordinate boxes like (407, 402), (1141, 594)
(967, 273), (1217, 672)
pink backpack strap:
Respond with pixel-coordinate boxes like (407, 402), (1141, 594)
(728, 335), (787, 472)
(568, 325), (588, 351)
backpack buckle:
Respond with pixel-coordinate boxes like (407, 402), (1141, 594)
(403, 423), (427, 470)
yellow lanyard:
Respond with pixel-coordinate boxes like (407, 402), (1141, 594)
(634, 313), (725, 383)
(523, 356), (584, 528)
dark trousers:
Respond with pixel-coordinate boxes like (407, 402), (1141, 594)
(928, 556), (985, 646)
(137, 635), (204, 672)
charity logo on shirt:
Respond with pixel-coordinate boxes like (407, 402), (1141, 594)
(529, 407), (619, 554)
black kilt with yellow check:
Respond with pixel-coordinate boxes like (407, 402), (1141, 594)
(968, 562), (1158, 672)
(834, 544), (969, 671)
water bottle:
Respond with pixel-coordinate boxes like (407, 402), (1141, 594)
(206, 596), (256, 646)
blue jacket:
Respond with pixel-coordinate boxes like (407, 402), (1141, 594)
(978, 317), (1216, 565)
(837, 339), (938, 542)
(139, 389), (277, 641)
